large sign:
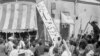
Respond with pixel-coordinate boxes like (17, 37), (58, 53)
(36, 1), (61, 45)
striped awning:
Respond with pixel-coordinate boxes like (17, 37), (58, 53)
(0, 2), (37, 32)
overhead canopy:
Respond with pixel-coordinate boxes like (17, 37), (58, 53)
(0, 2), (37, 32)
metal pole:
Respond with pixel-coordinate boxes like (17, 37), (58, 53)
(74, 0), (78, 37)
(44, 25), (47, 43)
(6, 33), (7, 42)
(13, 33), (14, 37)
(19, 33), (22, 39)
(78, 18), (82, 34)
(27, 31), (31, 47)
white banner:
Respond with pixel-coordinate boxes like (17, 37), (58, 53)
(61, 12), (74, 24)
(36, 1), (61, 44)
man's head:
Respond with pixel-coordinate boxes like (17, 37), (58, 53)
(90, 21), (98, 25)
(8, 36), (15, 41)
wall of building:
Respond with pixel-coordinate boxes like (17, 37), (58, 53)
(53, 0), (100, 38)
(76, 3), (100, 34)
(36, 0), (100, 39)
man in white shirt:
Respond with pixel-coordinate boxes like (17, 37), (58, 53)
(5, 36), (15, 55)
(9, 45), (19, 56)
(17, 38), (25, 49)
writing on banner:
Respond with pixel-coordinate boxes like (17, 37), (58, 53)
(36, 1), (61, 44)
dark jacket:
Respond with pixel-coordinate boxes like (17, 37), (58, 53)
(34, 45), (45, 56)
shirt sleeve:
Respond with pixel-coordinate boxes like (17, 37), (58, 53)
(30, 51), (34, 55)
(21, 41), (25, 47)
(9, 51), (13, 56)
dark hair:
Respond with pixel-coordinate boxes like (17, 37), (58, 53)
(49, 42), (52, 47)
(91, 21), (97, 24)
(87, 35), (92, 39)
(58, 37), (61, 41)
(13, 39), (19, 46)
(13, 45), (17, 49)
(32, 41), (36, 47)
(96, 41), (100, 48)
(39, 41), (42, 46)
(26, 44), (30, 49)
(44, 47), (49, 52)
(53, 47), (59, 53)
(69, 40), (77, 46)
(79, 41), (87, 49)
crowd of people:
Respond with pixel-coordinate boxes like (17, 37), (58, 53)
(0, 21), (99, 56)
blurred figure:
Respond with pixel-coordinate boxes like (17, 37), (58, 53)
(49, 44), (55, 56)
(78, 39), (87, 56)
(17, 38), (25, 49)
(61, 45), (71, 56)
(40, 47), (50, 56)
(94, 41), (100, 56)
(5, 36), (15, 56)
(0, 38), (7, 56)
(89, 21), (100, 43)
(34, 41), (45, 56)
(9, 45), (18, 56)
(86, 44), (94, 56)
(53, 46), (60, 56)
(9, 40), (19, 56)
(25, 44), (34, 56)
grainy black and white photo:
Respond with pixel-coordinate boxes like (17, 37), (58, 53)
(0, 0), (99, 56)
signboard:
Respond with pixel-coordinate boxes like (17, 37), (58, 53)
(36, 1), (61, 45)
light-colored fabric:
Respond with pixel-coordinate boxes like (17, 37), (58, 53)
(61, 50), (70, 56)
(5, 41), (14, 56)
(49, 46), (55, 56)
(61, 12), (74, 24)
(0, 2), (37, 32)
(18, 49), (25, 54)
(63, 40), (72, 56)
(8, 36), (15, 40)
(5, 41), (14, 51)
(25, 49), (33, 56)
(9, 49), (18, 56)
(86, 50), (94, 56)
(17, 40), (25, 49)
(40, 53), (50, 56)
